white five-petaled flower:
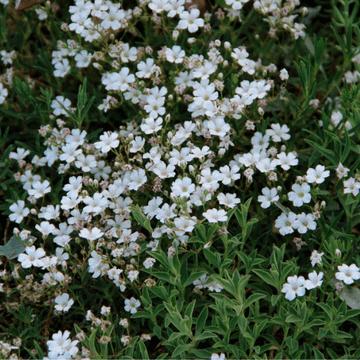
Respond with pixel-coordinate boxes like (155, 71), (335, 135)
(203, 208), (228, 223)
(177, 9), (204, 33)
(28, 180), (51, 198)
(304, 271), (323, 290)
(275, 212), (300, 236)
(257, 187), (279, 209)
(281, 275), (306, 301)
(343, 178), (360, 196)
(306, 165), (330, 184)
(18, 246), (46, 268)
(171, 177), (195, 198)
(288, 182), (311, 207)
(124, 297), (141, 314)
(54, 293), (74, 312)
(9, 200), (29, 223)
(335, 264), (360, 285)
(266, 123), (291, 142)
(310, 250), (324, 267)
(94, 132), (119, 153)
(79, 227), (104, 241)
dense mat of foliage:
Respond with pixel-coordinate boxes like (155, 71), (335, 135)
(1, 0), (360, 358)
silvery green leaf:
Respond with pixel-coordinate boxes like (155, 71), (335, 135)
(0, 235), (26, 259)
(330, 277), (360, 309)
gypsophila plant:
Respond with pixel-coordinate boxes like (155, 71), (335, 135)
(1, 0), (360, 358)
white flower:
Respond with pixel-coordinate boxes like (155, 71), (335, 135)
(288, 182), (311, 207)
(279, 68), (289, 81)
(124, 297), (141, 314)
(88, 250), (109, 278)
(219, 165), (240, 185)
(35, 7), (47, 20)
(336, 163), (350, 179)
(38, 204), (60, 220)
(306, 165), (330, 184)
(203, 209), (228, 223)
(211, 353), (226, 360)
(177, 9), (204, 33)
(94, 132), (119, 153)
(9, 147), (30, 161)
(18, 246), (46, 268)
(74, 50), (92, 67)
(143, 257), (156, 269)
(275, 212), (300, 236)
(171, 177), (195, 198)
(28, 180), (51, 198)
(344, 178), (360, 196)
(127, 270), (139, 282)
(296, 213), (317, 234)
(217, 193), (241, 208)
(0, 82), (8, 104)
(9, 200), (29, 223)
(257, 187), (279, 209)
(335, 264), (360, 285)
(275, 152), (298, 170)
(166, 45), (185, 63)
(102, 68), (135, 91)
(136, 58), (156, 78)
(51, 96), (71, 117)
(47, 330), (79, 359)
(79, 227), (104, 241)
(54, 293), (74, 312)
(266, 123), (291, 142)
(304, 271), (323, 290)
(54, 59), (71, 78)
(129, 136), (145, 153)
(140, 117), (163, 134)
(35, 221), (56, 237)
(281, 275), (306, 301)
(310, 250), (324, 267)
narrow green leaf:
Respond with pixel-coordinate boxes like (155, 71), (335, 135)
(183, 271), (206, 288)
(304, 139), (338, 164)
(171, 344), (193, 358)
(195, 306), (208, 337)
(252, 269), (278, 288)
(130, 204), (153, 232)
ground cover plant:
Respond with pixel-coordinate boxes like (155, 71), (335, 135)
(1, 0), (360, 358)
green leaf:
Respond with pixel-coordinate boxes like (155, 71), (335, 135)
(304, 139), (338, 164)
(153, 325), (162, 339)
(190, 349), (213, 358)
(33, 341), (44, 358)
(243, 292), (266, 310)
(195, 306), (208, 337)
(183, 271), (206, 288)
(253, 269), (278, 289)
(149, 286), (168, 301)
(195, 224), (207, 242)
(313, 347), (325, 360)
(152, 271), (175, 285)
(130, 204), (153, 233)
(138, 341), (149, 359)
(338, 286), (360, 309)
(171, 344), (193, 358)
(203, 248), (220, 267)
(0, 235), (27, 259)
(195, 331), (218, 341)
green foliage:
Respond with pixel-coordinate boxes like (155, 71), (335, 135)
(1, 0), (360, 359)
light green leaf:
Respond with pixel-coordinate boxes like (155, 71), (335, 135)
(0, 235), (28, 259)
(130, 204), (153, 233)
